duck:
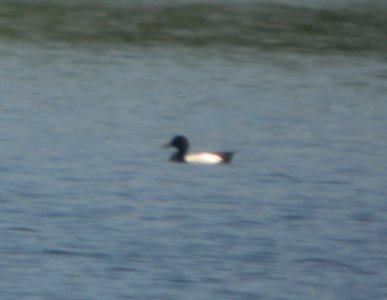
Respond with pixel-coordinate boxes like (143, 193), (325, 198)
(165, 135), (234, 164)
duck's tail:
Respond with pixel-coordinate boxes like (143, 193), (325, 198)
(218, 151), (236, 163)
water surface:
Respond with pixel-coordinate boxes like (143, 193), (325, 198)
(1, 1), (387, 299)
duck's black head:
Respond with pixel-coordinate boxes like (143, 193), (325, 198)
(167, 135), (189, 153)
(166, 135), (189, 162)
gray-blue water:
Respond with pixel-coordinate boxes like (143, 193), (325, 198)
(1, 1), (387, 299)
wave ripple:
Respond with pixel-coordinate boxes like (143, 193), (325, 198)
(1, 2), (386, 54)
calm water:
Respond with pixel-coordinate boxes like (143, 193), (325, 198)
(1, 1), (387, 300)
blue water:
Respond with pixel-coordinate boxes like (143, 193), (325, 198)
(1, 1), (387, 298)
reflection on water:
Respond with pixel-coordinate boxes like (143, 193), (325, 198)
(0, 1), (386, 55)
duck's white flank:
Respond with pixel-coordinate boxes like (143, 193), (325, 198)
(185, 152), (223, 164)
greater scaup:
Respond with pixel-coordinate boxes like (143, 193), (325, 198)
(165, 135), (234, 164)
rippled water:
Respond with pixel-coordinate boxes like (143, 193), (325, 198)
(1, 0), (387, 55)
(1, 1), (387, 300)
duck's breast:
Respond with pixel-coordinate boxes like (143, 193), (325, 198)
(185, 152), (224, 164)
